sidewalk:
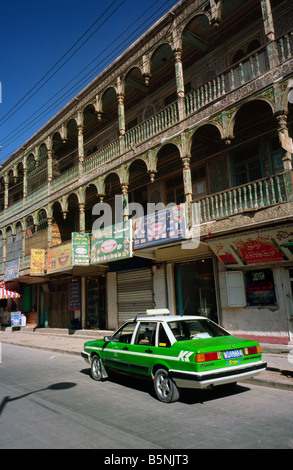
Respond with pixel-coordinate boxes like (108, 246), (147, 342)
(1, 326), (293, 391)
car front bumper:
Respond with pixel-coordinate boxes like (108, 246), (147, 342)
(169, 361), (267, 389)
(81, 351), (90, 364)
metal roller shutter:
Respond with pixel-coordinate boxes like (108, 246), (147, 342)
(117, 268), (154, 325)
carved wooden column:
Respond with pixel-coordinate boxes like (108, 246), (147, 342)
(182, 156), (193, 203)
(79, 202), (86, 233)
(4, 176), (8, 210)
(78, 125), (84, 177)
(47, 216), (53, 249)
(276, 112), (292, 171)
(121, 183), (129, 221)
(47, 148), (53, 195)
(174, 50), (185, 120)
(276, 112), (293, 201)
(117, 94), (126, 136)
(261, 0), (278, 68)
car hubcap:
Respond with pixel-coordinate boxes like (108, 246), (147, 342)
(157, 374), (171, 398)
(93, 358), (101, 378)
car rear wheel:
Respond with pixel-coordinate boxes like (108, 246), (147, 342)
(154, 368), (180, 403)
(91, 355), (103, 381)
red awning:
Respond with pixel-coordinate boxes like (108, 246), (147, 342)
(0, 288), (20, 300)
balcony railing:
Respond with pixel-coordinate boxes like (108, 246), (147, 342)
(197, 173), (288, 223)
(1, 32), (293, 221)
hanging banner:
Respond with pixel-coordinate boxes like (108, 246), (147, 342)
(4, 259), (20, 282)
(69, 278), (81, 311)
(91, 220), (132, 264)
(47, 243), (72, 273)
(133, 204), (186, 249)
(72, 232), (89, 266)
(30, 249), (45, 276)
(206, 224), (293, 268)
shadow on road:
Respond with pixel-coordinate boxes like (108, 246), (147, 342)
(79, 366), (251, 404)
(0, 382), (76, 418)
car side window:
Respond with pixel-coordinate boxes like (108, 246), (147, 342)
(158, 323), (171, 348)
(134, 322), (156, 346)
(112, 322), (137, 344)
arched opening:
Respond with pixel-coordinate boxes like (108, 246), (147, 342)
(102, 173), (122, 226)
(191, 123), (224, 196)
(83, 104), (100, 157)
(156, 144), (183, 205)
(230, 100), (277, 186)
(128, 159), (149, 216)
(84, 184), (99, 232)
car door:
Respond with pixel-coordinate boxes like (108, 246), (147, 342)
(102, 321), (137, 373)
(127, 321), (157, 377)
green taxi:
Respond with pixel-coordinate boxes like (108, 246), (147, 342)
(81, 309), (267, 403)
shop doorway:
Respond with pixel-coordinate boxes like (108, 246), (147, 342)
(86, 277), (106, 329)
(175, 258), (218, 322)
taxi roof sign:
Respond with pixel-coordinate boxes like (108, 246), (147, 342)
(146, 308), (170, 316)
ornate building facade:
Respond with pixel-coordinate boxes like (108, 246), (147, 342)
(0, 0), (293, 344)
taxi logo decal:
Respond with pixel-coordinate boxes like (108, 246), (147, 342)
(178, 350), (193, 362)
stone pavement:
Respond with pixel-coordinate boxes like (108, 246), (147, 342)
(1, 327), (293, 391)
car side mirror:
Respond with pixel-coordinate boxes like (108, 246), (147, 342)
(104, 336), (112, 342)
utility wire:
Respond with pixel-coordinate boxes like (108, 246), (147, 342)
(0, 0), (126, 128)
(1, 0), (177, 152)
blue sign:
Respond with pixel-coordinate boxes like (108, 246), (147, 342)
(133, 205), (186, 249)
(11, 311), (22, 327)
(4, 259), (20, 282)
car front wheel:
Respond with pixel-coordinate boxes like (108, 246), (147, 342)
(153, 368), (180, 403)
(91, 355), (103, 381)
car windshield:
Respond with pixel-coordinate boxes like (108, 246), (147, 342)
(167, 319), (230, 341)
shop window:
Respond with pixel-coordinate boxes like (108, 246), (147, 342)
(87, 277), (106, 329)
(245, 269), (277, 306)
(174, 259), (218, 322)
(230, 143), (262, 186)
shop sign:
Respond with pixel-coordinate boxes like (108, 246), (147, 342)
(30, 249), (45, 276)
(4, 259), (19, 282)
(133, 205), (186, 249)
(207, 224), (293, 267)
(11, 311), (22, 327)
(69, 278), (80, 311)
(91, 220), (132, 264)
(47, 243), (72, 273)
(72, 232), (89, 266)
(246, 269), (277, 306)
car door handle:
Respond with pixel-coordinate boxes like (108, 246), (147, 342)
(122, 346), (129, 350)
(145, 348), (153, 353)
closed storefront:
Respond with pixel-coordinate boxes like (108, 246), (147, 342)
(117, 268), (154, 325)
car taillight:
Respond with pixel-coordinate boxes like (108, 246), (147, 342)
(243, 345), (262, 356)
(195, 351), (222, 362)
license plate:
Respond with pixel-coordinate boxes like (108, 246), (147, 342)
(223, 349), (243, 360)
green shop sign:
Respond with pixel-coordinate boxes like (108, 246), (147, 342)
(91, 221), (132, 264)
(72, 232), (90, 266)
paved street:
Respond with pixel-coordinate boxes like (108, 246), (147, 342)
(0, 343), (292, 450)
